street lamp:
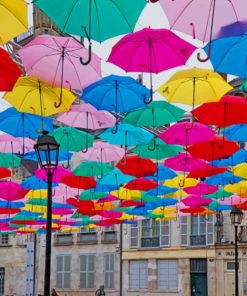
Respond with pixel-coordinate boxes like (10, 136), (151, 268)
(230, 207), (244, 296)
(34, 131), (59, 296)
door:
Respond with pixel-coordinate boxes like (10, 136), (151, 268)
(191, 273), (208, 296)
(224, 273), (234, 296)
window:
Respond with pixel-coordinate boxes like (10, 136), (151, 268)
(157, 260), (178, 291)
(78, 228), (97, 243)
(0, 234), (9, 246)
(190, 216), (206, 245)
(56, 255), (71, 289)
(0, 268), (4, 296)
(130, 222), (139, 248)
(227, 262), (238, 270)
(103, 226), (116, 242)
(80, 254), (95, 289)
(55, 233), (73, 245)
(104, 253), (115, 289)
(129, 261), (148, 289)
(141, 219), (160, 247)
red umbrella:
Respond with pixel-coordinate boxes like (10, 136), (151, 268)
(0, 48), (22, 91)
(192, 95), (247, 127)
(119, 200), (145, 207)
(61, 175), (96, 189)
(187, 164), (227, 178)
(187, 136), (240, 161)
(116, 155), (157, 177)
(0, 168), (11, 179)
(124, 178), (158, 191)
(180, 208), (208, 214)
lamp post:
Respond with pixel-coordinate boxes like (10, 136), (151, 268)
(230, 208), (244, 296)
(34, 131), (59, 296)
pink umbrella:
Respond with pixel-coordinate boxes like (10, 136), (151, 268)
(78, 142), (125, 163)
(158, 0), (247, 61)
(184, 182), (218, 195)
(53, 184), (83, 198)
(164, 152), (210, 172)
(219, 195), (247, 206)
(35, 166), (73, 183)
(0, 134), (35, 154)
(97, 194), (120, 203)
(19, 35), (102, 107)
(182, 195), (212, 208)
(158, 122), (216, 146)
(0, 181), (29, 201)
(57, 103), (116, 130)
(108, 27), (196, 102)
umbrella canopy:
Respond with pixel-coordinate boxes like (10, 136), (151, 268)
(187, 136), (240, 161)
(56, 104), (116, 130)
(0, 134), (35, 154)
(184, 182), (218, 195)
(123, 101), (185, 127)
(35, 166), (73, 183)
(4, 76), (76, 117)
(203, 33), (247, 78)
(0, 48), (22, 91)
(78, 142), (125, 163)
(0, 108), (53, 138)
(0, 0), (28, 44)
(159, 0), (247, 42)
(116, 155), (157, 178)
(21, 176), (58, 190)
(61, 175), (96, 189)
(158, 122), (216, 146)
(97, 169), (134, 187)
(223, 125), (247, 142)
(124, 178), (158, 191)
(192, 95), (247, 127)
(0, 181), (28, 201)
(82, 75), (149, 113)
(19, 35), (101, 92)
(0, 153), (21, 168)
(34, 0), (146, 42)
(157, 67), (233, 107)
(73, 161), (113, 177)
(182, 195), (212, 208)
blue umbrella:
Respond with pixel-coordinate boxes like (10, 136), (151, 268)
(146, 185), (177, 196)
(223, 124), (247, 142)
(0, 108), (53, 138)
(205, 171), (243, 186)
(24, 151), (72, 163)
(82, 75), (150, 112)
(211, 149), (247, 167)
(21, 176), (58, 190)
(98, 168), (134, 187)
(204, 33), (247, 78)
(143, 164), (177, 182)
(146, 198), (177, 209)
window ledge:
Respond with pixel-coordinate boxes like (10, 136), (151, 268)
(77, 240), (98, 245)
(53, 242), (74, 246)
(0, 244), (12, 247)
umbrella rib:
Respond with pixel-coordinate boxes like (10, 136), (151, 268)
(0, 3), (28, 29)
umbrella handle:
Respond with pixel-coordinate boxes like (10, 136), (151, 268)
(80, 26), (92, 66)
(81, 135), (89, 153)
(111, 122), (118, 134)
(143, 89), (153, 104)
(147, 138), (156, 151)
(179, 178), (185, 188)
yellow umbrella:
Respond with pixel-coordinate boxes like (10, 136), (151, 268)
(0, 0), (28, 44)
(60, 227), (80, 233)
(152, 207), (176, 216)
(94, 201), (116, 211)
(164, 175), (199, 189)
(25, 189), (47, 199)
(4, 76), (76, 117)
(111, 187), (142, 200)
(164, 189), (187, 198)
(232, 163), (247, 178)
(225, 181), (247, 197)
(158, 67), (233, 107)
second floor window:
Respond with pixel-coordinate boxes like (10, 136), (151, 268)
(56, 255), (71, 289)
(80, 254), (95, 289)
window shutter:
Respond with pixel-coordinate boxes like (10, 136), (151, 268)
(104, 253), (115, 289)
(206, 215), (214, 245)
(64, 255), (71, 289)
(180, 216), (188, 246)
(160, 221), (170, 247)
(130, 222), (139, 248)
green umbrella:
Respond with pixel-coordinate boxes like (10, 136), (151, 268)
(0, 153), (21, 168)
(123, 101), (185, 127)
(141, 194), (159, 203)
(203, 188), (232, 200)
(131, 138), (182, 160)
(73, 161), (112, 177)
(79, 190), (108, 201)
(34, 0), (146, 64)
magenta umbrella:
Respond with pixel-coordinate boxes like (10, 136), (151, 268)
(158, 122), (216, 146)
(78, 142), (125, 163)
(164, 152), (210, 172)
(108, 27), (196, 102)
(0, 134), (35, 154)
(19, 35), (102, 107)
(56, 103), (116, 130)
(182, 195), (212, 208)
(184, 182), (218, 195)
(158, 0), (247, 61)
(35, 166), (73, 183)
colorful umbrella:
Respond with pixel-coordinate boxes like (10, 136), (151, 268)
(35, 166), (73, 183)
(108, 27), (196, 102)
(97, 169), (134, 187)
(116, 155), (157, 178)
(0, 134), (35, 155)
(0, 48), (22, 91)
(73, 161), (113, 177)
(56, 104), (116, 130)
(21, 176), (58, 190)
(192, 95), (247, 127)
(223, 124), (247, 142)
(187, 136), (240, 161)
(0, 0), (28, 44)
(19, 35), (101, 96)
(184, 182), (218, 196)
(60, 175), (96, 189)
(205, 171), (242, 186)
(0, 153), (21, 168)
(124, 178), (158, 191)
(4, 76), (76, 117)
(157, 67), (233, 107)
(0, 181), (28, 201)
(0, 168), (11, 180)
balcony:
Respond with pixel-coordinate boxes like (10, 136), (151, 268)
(54, 233), (74, 246)
(77, 232), (97, 244)
(101, 231), (117, 244)
(141, 237), (160, 248)
(190, 235), (206, 246)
